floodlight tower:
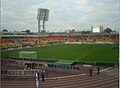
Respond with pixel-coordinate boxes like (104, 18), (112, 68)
(37, 8), (49, 34)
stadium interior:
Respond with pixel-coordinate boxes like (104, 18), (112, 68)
(1, 31), (119, 88)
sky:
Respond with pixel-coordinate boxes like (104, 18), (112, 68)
(1, 0), (119, 32)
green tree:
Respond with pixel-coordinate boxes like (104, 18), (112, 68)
(104, 28), (112, 33)
(25, 30), (30, 34)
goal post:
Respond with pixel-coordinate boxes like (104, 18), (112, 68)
(19, 51), (37, 59)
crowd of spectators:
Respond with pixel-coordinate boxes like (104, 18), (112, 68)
(0, 34), (119, 50)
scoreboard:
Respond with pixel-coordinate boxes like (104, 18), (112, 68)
(91, 25), (103, 33)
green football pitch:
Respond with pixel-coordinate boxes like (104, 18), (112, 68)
(1, 44), (119, 63)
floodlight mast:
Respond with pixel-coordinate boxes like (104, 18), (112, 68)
(38, 21), (41, 33)
(37, 8), (49, 34)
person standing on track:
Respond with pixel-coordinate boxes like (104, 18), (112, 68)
(45, 71), (49, 78)
(97, 66), (100, 75)
(41, 70), (45, 82)
(90, 67), (93, 77)
(36, 71), (40, 88)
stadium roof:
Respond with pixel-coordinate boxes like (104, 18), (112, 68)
(54, 60), (75, 66)
(24, 62), (35, 64)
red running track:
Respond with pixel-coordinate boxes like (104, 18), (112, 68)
(1, 74), (118, 88)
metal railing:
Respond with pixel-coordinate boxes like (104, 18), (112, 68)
(1, 69), (39, 76)
(42, 64), (80, 71)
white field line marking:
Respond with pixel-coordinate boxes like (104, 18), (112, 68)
(45, 73), (86, 80)
(93, 67), (113, 72)
(77, 54), (88, 61)
(100, 67), (113, 72)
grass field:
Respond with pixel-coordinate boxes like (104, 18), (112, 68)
(1, 44), (119, 63)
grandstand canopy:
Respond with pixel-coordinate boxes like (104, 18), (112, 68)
(24, 62), (34, 64)
(54, 60), (75, 66)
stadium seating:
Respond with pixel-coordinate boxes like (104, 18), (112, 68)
(0, 34), (119, 50)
